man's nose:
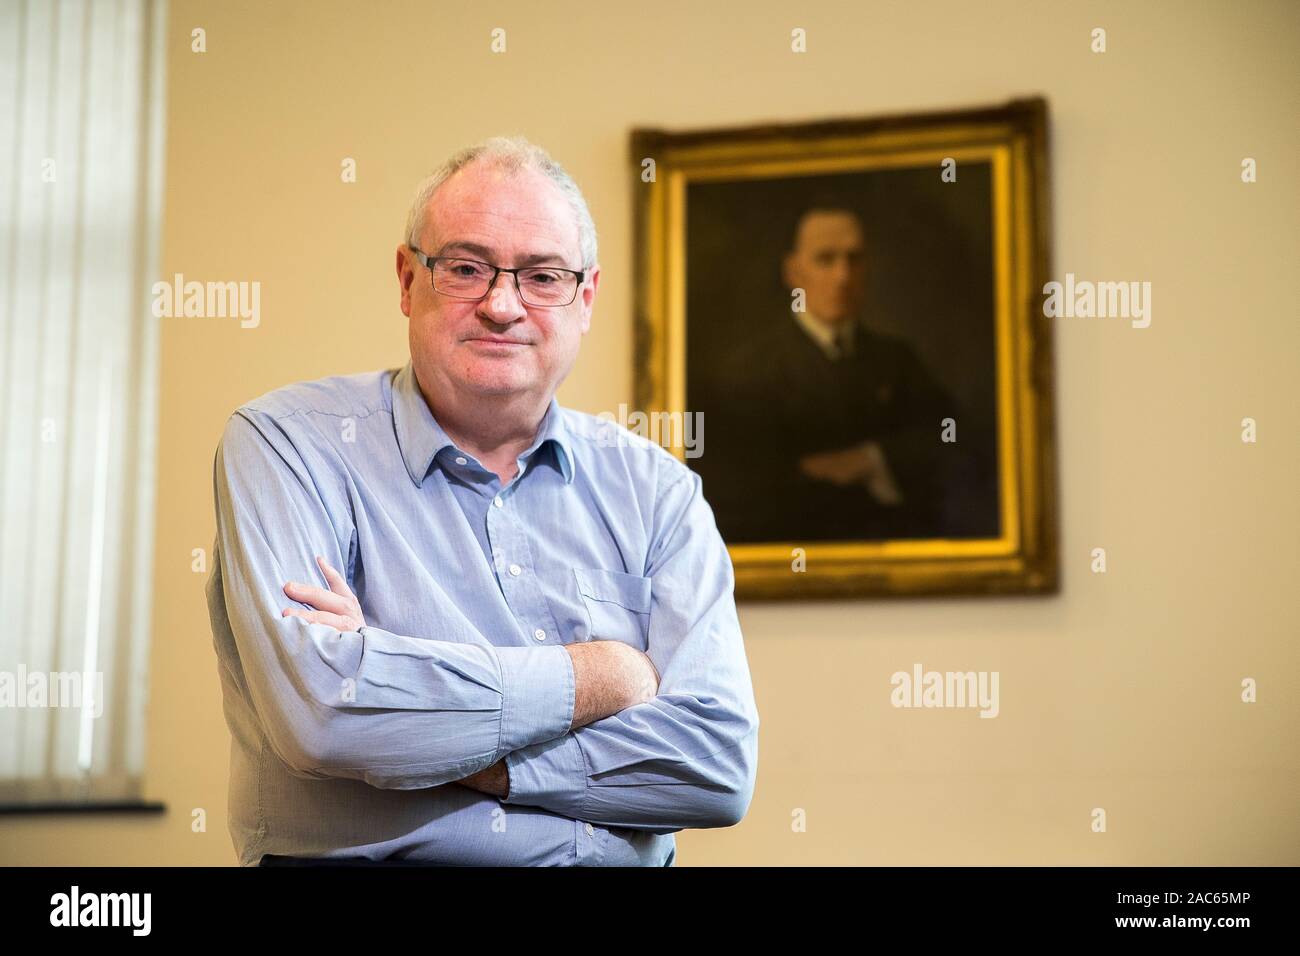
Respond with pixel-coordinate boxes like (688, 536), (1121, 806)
(479, 271), (527, 319)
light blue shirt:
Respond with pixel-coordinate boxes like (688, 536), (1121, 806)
(205, 361), (759, 866)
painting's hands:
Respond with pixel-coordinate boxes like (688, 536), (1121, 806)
(799, 443), (881, 486)
(282, 555), (367, 631)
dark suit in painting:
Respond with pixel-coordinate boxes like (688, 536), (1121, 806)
(698, 313), (961, 544)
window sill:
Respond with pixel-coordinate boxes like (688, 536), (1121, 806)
(0, 800), (167, 815)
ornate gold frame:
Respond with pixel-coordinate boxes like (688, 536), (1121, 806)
(630, 98), (1058, 599)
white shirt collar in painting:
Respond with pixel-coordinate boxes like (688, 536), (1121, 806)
(791, 309), (856, 360)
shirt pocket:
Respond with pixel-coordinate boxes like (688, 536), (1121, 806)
(572, 567), (652, 650)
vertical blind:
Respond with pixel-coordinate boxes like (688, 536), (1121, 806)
(0, 0), (166, 805)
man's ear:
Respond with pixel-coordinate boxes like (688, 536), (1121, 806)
(781, 251), (798, 291)
(578, 264), (599, 334)
(396, 245), (415, 317)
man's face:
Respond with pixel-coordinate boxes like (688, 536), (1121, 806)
(781, 210), (867, 325)
(397, 162), (598, 404)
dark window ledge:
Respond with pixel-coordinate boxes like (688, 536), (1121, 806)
(0, 801), (167, 815)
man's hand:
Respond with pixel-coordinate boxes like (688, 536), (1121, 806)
(282, 555), (368, 631)
(799, 443), (881, 486)
(458, 759), (510, 798)
(800, 441), (904, 504)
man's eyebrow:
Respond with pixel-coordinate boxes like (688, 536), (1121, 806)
(436, 241), (571, 267)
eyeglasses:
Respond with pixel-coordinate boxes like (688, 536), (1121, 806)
(408, 246), (586, 307)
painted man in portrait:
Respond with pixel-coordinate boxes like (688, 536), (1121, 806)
(705, 204), (961, 544)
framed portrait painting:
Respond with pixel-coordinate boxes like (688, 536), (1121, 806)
(629, 98), (1059, 599)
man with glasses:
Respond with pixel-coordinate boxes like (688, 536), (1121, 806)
(206, 136), (759, 867)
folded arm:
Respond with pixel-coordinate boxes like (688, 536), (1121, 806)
(500, 466), (761, 833)
(211, 409), (640, 790)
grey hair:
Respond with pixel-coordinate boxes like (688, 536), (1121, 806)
(403, 135), (597, 270)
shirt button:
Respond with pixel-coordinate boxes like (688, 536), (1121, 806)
(455, 456), (467, 465)
(509, 564), (522, 577)
(533, 628), (546, 641)
(584, 823), (595, 836)
(493, 496), (503, 508)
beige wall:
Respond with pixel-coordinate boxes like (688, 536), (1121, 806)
(4, 0), (1297, 865)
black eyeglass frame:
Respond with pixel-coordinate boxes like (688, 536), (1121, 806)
(407, 245), (587, 307)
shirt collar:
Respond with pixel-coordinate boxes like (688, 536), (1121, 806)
(390, 361), (575, 488)
(792, 309), (855, 359)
